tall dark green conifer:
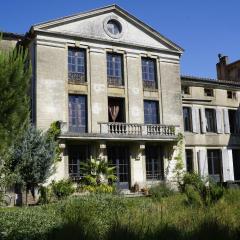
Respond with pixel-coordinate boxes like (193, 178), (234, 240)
(0, 38), (31, 156)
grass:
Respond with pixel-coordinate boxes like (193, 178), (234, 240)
(1, 190), (240, 240)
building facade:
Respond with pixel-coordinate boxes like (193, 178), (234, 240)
(1, 5), (240, 189)
(182, 76), (240, 183)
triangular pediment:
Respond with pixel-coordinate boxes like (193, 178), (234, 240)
(32, 5), (183, 53)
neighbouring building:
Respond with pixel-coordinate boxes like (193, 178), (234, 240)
(1, 5), (240, 190)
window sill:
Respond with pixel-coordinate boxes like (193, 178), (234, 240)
(68, 81), (88, 86)
(108, 84), (125, 89)
(143, 88), (158, 92)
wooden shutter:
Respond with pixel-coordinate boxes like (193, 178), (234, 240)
(198, 149), (208, 178)
(216, 108), (224, 133)
(192, 107), (200, 133)
(223, 108), (230, 134)
(200, 108), (206, 133)
(222, 149), (234, 181)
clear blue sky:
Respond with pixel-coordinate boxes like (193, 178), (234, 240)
(1, 0), (239, 78)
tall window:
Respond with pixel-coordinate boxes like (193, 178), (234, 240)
(68, 48), (86, 84)
(69, 95), (87, 133)
(142, 58), (157, 89)
(205, 109), (217, 133)
(228, 110), (237, 134)
(107, 53), (123, 86)
(183, 107), (192, 132)
(185, 149), (194, 172)
(68, 145), (90, 180)
(144, 100), (159, 124)
(145, 145), (164, 180)
(207, 149), (222, 178)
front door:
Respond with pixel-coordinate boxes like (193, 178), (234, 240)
(107, 145), (130, 189)
(232, 150), (240, 181)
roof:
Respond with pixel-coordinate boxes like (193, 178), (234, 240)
(181, 75), (240, 89)
(30, 4), (184, 53)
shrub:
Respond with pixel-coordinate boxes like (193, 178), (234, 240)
(38, 186), (53, 204)
(208, 183), (224, 204)
(149, 183), (174, 201)
(181, 173), (224, 206)
(78, 183), (114, 194)
(180, 172), (205, 192)
(184, 184), (202, 206)
(51, 180), (75, 200)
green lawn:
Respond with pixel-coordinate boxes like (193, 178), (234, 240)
(1, 191), (240, 240)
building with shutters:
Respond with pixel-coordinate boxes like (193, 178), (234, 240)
(1, 5), (240, 190)
(181, 75), (240, 183)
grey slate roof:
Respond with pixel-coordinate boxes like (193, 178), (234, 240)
(181, 75), (240, 88)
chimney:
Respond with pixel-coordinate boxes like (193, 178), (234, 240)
(216, 54), (229, 80)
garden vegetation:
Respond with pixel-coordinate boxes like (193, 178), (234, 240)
(0, 175), (240, 240)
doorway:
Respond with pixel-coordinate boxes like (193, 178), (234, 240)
(107, 145), (130, 189)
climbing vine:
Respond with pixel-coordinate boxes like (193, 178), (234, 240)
(47, 121), (61, 162)
(174, 133), (185, 183)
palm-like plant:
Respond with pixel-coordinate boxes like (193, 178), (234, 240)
(80, 159), (117, 185)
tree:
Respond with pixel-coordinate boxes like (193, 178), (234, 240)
(5, 124), (57, 204)
(0, 37), (31, 156)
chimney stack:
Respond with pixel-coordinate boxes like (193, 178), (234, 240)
(216, 54), (228, 80)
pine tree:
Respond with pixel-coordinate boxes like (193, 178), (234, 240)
(0, 38), (31, 156)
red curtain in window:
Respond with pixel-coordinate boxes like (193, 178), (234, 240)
(109, 105), (119, 122)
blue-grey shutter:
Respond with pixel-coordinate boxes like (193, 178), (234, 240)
(200, 108), (206, 133)
(198, 149), (208, 178)
(223, 109), (230, 134)
(216, 108), (224, 133)
(192, 107), (200, 133)
(222, 149), (234, 182)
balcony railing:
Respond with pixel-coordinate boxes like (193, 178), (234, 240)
(68, 72), (86, 84)
(107, 76), (124, 86)
(60, 121), (178, 138)
(143, 80), (157, 90)
(99, 122), (177, 137)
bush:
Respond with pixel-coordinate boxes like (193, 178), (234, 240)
(184, 184), (202, 206)
(149, 183), (174, 201)
(78, 183), (114, 194)
(1, 194), (240, 239)
(38, 186), (53, 204)
(180, 172), (205, 192)
(51, 180), (75, 200)
(181, 173), (224, 206)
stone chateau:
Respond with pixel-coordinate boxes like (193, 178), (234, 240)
(1, 5), (240, 189)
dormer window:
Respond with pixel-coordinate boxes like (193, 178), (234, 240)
(204, 88), (214, 97)
(227, 90), (237, 100)
(182, 86), (190, 95)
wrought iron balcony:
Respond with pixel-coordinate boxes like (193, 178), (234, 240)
(99, 122), (177, 137)
(68, 72), (86, 84)
(143, 80), (157, 90)
(107, 76), (124, 86)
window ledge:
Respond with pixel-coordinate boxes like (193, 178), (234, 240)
(68, 82), (88, 86)
(108, 84), (125, 89)
(143, 88), (158, 92)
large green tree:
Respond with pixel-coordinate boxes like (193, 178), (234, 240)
(5, 124), (57, 204)
(0, 38), (31, 156)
